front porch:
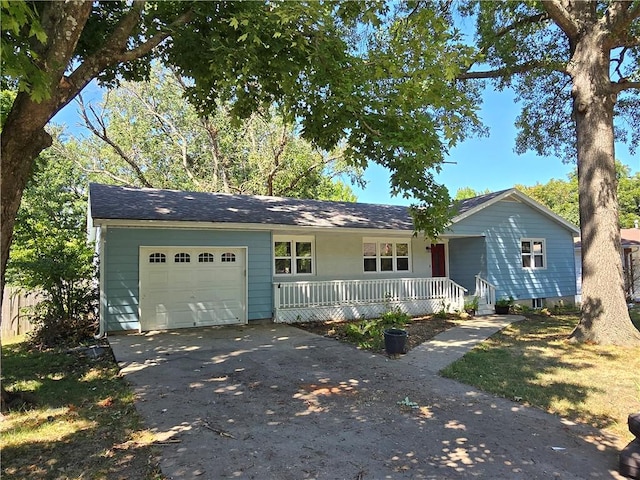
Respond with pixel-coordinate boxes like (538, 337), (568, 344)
(273, 277), (476, 323)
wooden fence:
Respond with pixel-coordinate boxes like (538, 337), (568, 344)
(1, 287), (42, 341)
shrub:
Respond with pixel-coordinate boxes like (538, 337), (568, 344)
(27, 284), (99, 350)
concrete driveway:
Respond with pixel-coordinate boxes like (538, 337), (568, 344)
(109, 323), (624, 479)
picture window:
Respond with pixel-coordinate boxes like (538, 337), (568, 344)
(274, 236), (314, 275)
(362, 239), (411, 273)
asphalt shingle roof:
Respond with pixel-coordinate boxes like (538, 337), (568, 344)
(89, 183), (415, 231)
(452, 189), (512, 217)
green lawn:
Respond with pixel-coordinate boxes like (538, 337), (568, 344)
(442, 310), (640, 444)
(1, 340), (161, 479)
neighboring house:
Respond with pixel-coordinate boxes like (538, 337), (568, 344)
(88, 184), (579, 333)
(574, 223), (640, 303)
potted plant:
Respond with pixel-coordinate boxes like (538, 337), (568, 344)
(464, 296), (479, 316)
(494, 296), (514, 314)
(381, 307), (410, 356)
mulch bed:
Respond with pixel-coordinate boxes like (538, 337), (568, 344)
(294, 314), (466, 354)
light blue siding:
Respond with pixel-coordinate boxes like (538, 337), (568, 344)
(448, 200), (576, 302)
(449, 237), (487, 294)
(103, 227), (272, 331)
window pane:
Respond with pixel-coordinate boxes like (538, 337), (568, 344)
(534, 255), (544, 268)
(175, 253), (190, 263)
(199, 253), (214, 263)
(533, 241), (543, 254)
(380, 243), (393, 257)
(363, 243), (376, 256)
(149, 253), (166, 263)
(521, 241), (531, 254)
(381, 258), (393, 271)
(522, 255), (531, 268)
(274, 241), (291, 257)
(275, 259), (291, 274)
(364, 258), (377, 272)
(396, 243), (409, 256)
(397, 258), (409, 271)
(297, 258), (312, 274)
(221, 252), (236, 263)
(296, 242), (312, 257)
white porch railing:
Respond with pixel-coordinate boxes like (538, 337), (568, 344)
(474, 275), (496, 307)
(273, 277), (467, 323)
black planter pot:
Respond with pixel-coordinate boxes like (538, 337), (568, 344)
(495, 305), (510, 314)
(384, 328), (408, 355)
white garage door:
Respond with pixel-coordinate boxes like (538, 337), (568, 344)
(139, 246), (246, 330)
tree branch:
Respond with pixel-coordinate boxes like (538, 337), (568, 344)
(77, 95), (154, 188)
(611, 81), (640, 93)
(493, 12), (550, 40)
(63, 4), (194, 114)
(457, 60), (566, 80)
(541, 0), (580, 38)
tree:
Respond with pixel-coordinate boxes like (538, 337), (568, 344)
(454, 187), (491, 200)
(516, 161), (639, 229)
(452, 1), (640, 345)
(6, 141), (97, 348)
(67, 65), (361, 201)
(1, 1), (479, 304)
(517, 174), (580, 226)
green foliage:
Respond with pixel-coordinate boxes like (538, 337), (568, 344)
(515, 161), (639, 228)
(516, 174), (580, 226)
(1, 89), (16, 128)
(454, 187), (491, 200)
(0, 1), (49, 101)
(495, 296), (514, 308)
(343, 307), (410, 350)
(6, 143), (97, 347)
(67, 64), (362, 201)
(3, 1), (487, 250)
(460, 1), (639, 161)
(464, 296), (479, 311)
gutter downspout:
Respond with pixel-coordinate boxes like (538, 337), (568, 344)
(94, 226), (107, 339)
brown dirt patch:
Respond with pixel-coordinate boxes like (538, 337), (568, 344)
(295, 314), (466, 355)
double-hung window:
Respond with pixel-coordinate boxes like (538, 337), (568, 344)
(274, 236), (314, 275)
(363, 239), (410, 273)
(521, 238), (546, 269)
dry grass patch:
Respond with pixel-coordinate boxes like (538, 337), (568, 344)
(1, 340), (162, 479)
(441, 312), (640, 443)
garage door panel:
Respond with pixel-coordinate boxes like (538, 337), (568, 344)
(139, 247), (247, 331)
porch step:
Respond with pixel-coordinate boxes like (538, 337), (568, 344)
(476, 306), (495, 316)
(476, 299), (494, 316)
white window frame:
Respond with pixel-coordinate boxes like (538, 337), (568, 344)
(362, 238), (411, 274)
(273, 235), (315, 276)
(521, 238), (546, 270)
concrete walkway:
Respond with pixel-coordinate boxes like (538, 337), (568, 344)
(109, 315), (626, 479)
(401, 314), (525, 373)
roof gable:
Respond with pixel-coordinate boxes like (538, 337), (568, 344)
(451, 188), (580, 235)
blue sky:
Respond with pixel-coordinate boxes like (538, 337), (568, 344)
(352, 87), (639, 206)
(55, 82), (638, 205)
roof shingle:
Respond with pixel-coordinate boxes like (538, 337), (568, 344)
(89, 183), (415, 231)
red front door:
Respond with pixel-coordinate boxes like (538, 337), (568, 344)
(431, 244), (446, 277)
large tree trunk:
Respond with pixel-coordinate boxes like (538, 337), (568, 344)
(568, 27), (640, 346)
(0, 95), (54, 298)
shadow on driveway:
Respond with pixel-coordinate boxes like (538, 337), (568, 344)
(109, 323), (624, 479)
